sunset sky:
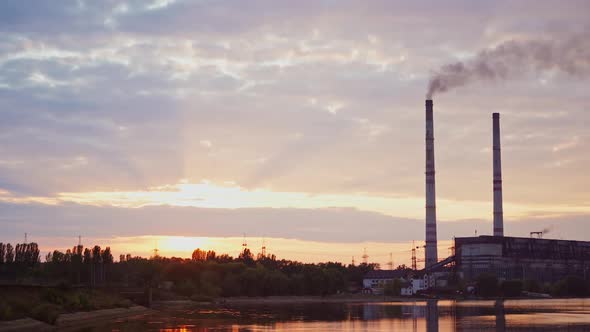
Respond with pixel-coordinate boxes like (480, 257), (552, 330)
(1, 1), (589, 268)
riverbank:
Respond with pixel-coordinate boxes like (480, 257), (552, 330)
(215, 295), (422, 305)
(0, 306), (152, 331)
(0, 286), (136, 324)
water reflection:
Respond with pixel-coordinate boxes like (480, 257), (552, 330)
(93, 299), (590, 332)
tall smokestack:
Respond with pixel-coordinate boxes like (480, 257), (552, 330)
(425, 100), (438, 267)
(493, 113), (504, 236)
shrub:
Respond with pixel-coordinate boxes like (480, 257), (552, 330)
(116, 299), (133, 308)
(7, 298), (30, 319)
(41, 288), (66, 305)
(0, 302), (13, 321)
(77, 293), (93, 310)
(174, 280), (197, 297)
(383, 279), (402, 296)
(31, 304), (61, 324)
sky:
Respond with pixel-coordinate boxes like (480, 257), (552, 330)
(0, 0), (589, 268)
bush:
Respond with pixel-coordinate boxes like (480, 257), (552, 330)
(116, 299), (133, 308)
(41, 288), (67, 305)
(174, 280), (197, 297)
(7, 298), (30, 319)
(31, 304), (61, 324)
(383, 279), (401, 296)
(0, 302), (13, 321)
(77, 293), (93, 310)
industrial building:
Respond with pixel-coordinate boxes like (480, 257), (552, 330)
(455, 235), (590, 282)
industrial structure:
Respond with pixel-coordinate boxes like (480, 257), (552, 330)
(424, 100), (438, 268)
(423, 101), (590, 284)
(364, 99), (590, 294)
(492, 113), (504, 237)
(455, 235), (590, 282)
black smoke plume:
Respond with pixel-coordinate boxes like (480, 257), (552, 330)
(427, 34), (590, 98)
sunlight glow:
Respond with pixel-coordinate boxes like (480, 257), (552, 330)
(54, 180), (590, 221)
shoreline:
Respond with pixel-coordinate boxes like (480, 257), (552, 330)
(0, 306), (153, 332)
(214, 295), (422, 305)
(56, 305), (153, 329)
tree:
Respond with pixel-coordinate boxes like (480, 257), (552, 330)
(238, 248), (255, 266)
(384, 279), (402, 296)
(5, 244), (14, 264)
(51, 250), (65, 264)
(0, 243), (5, 264)
(191, 249), (206, 261)
(206, 250), (216, 261)
(102, 247), (113, 264)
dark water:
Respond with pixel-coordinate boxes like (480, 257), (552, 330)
(94, 299), (590, 331)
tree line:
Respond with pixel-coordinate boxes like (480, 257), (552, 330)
(1, 243), (379, 298)
(0, 242), (40, 266)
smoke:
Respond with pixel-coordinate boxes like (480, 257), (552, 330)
(426, 34), (590, 98)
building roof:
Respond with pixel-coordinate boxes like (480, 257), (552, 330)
(363, 270), (406, 280)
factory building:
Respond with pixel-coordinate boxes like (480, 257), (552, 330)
(455, 235), (590, 282)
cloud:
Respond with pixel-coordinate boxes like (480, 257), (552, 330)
(0, 0), (589, 245)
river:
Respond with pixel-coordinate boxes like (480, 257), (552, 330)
(92, 298), (590, 331)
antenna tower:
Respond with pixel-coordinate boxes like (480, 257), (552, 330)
(153, 240), (159, 258)
(362, 247), (368, 264)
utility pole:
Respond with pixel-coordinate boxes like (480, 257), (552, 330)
(24, 233), (28, 244)
(352, 256), (355, 266)
(411, 241), (417, 271)
(242, 233), (247, 249)
(261, 237), (266, 257)
(362, 247), (368, 264)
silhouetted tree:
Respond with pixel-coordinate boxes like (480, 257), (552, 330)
(5, 244), (13, 263)
(191, 249), (206, 261)
(206, 250), (216, 261)
(0, 243), (5, 264)
(238, 248), (255, 266)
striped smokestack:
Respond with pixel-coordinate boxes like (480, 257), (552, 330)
(493, 113), (504, 236)
(425, 100), (438, 267)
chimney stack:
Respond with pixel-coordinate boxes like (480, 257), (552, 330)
(493, 113), (504, 236)
(425, 100), (438, 267)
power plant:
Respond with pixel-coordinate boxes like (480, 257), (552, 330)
(420, 99), (590, 285)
